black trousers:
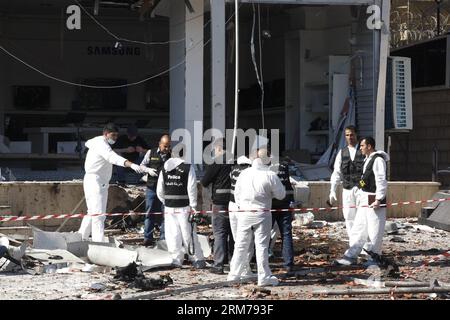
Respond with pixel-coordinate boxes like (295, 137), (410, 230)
(211, 204), (234, 267)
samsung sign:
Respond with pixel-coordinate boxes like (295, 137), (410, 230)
(87, 46), (141, 56)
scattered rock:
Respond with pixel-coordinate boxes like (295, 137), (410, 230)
(390, 236), (406, 243)
(89, 283), (106, 292)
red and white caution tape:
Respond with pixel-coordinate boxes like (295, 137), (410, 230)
(1, 197), (450, 223)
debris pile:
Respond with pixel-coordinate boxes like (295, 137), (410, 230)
(113, 262), (173, 291)
(0, 217), (449, 300)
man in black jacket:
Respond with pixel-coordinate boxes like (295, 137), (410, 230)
(265, 150), (295, 273)
(201, 138), (233, 274)
(140, 134), (171, 247)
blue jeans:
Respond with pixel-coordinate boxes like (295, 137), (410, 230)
(144, 188), (165, 241)
(271, 212), (294, 267)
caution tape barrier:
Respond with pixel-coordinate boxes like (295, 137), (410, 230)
(0, 197), (449, 223)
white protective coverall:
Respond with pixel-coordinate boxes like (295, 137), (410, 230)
(78, 136), (128, 242)
(156, 158), (204, 265)
(344, 150), (389, 258)
(228, 155), (253, 275)
(330, 146), (360, 244)
(228, 158), (286, 286)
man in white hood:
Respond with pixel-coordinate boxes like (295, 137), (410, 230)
(228, 154), (253, 275)
(228, 148), (286, 286)
(79, 123), (145, 242)
(335, 136), (389, 266)
(156, 151), (206, 269)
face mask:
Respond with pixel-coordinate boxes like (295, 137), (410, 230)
(107, 138), (116, 145)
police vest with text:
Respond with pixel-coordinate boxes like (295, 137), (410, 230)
(146, 149), (171, 190)
(358, 154), (387, 203)
(230, 163), (251, 203)
(162, 163), (190, 208)
(271, 161), (294, 209)
(340, 146), (365, 190)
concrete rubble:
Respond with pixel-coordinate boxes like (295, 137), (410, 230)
(0, 216), (449, 300)
(87, 245), (138, 268)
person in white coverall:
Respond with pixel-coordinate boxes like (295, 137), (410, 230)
(329, 125), (365, 245)
(336, 136), (389, 266)
(228, 150), (286, 286)
(78, 123), (146, 242)
(228, 155), (253, 275)
(156, 155), (206, 269)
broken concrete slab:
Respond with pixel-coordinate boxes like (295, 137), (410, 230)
(32, 227), (82, 250)
(67, 241), (116, 258)
(87, 245), (138, 268)
(156, 240), (167, 251)
(4, 242), (27, 269)
(419, 200), (450, 232)
(0, 236), (9, 248)
(0, 241), (27, 272)
(0, 233), (23, 246)
(136, 247), (174, 270)
(25, 249), (85, 265)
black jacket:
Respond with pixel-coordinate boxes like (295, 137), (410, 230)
(201, 154), (232, 205)
(271, 161), (294, 209)
(144, 148), (171, 190)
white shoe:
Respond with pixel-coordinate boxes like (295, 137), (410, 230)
(172, 259), (183, 268)
(258, 276), (279, 287)
(334, 256), (357, 266)
(240, 272), (257, 280)
(227, 273), (240, 281)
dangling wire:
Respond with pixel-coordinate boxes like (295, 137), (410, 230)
(250, 3), (265, 129)
(231, 0), (240, 157)
(0, 7), (239, 89)
(258, 4), (265, 129)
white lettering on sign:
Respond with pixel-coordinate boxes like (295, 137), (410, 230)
(66, 5), (81, 30)
(366, 5), (382, 30)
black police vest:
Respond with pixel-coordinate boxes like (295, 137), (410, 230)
(162, 163), (190, 208)
(359, 154), (386, 199)
(210, 155), (232, 205)
(271, 162), (294, 209)
(145, 149), (171, 190)
(340, 146), (365, 190)
(230, 163), (251, 203)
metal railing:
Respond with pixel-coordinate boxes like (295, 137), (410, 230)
(391, 0), (450, 49)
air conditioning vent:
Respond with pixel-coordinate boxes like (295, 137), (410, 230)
(385, 56), (413, 130)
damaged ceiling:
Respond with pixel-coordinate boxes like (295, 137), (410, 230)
(0, 0), (194, 19)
